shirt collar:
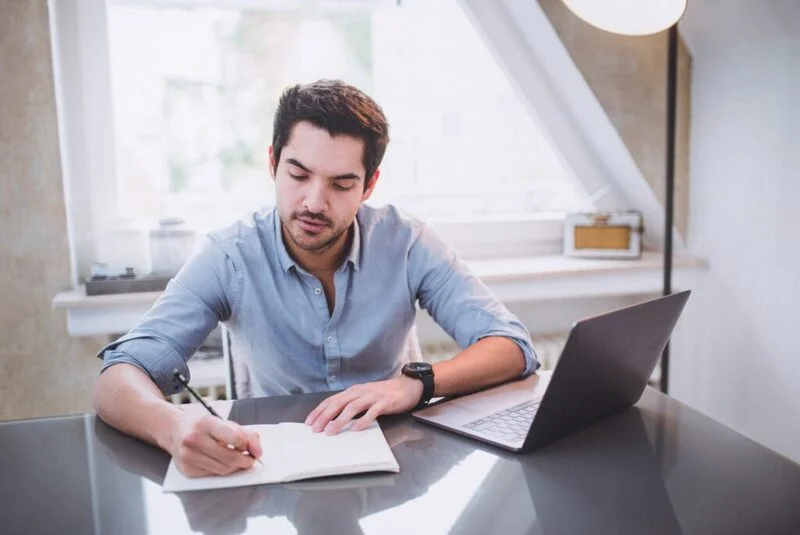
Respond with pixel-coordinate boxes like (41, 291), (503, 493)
(272, 207), (362, 274)
(342, 210), (362, 273)
(273, 209), (297, 274)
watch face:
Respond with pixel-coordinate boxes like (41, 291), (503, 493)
(405, 362), (432, 373)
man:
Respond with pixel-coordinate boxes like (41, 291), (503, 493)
(93, 80), (538, 477)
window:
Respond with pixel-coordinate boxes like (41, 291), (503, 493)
(106, 0), (588, 232)
(53, 0), (615, 282)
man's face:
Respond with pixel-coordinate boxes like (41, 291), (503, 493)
(270, 121), (378, 257)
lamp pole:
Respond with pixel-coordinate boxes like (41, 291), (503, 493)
(660, 24), (679, 394)
(556, 1), (686, 393)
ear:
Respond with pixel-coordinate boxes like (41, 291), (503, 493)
(268, 146), (277, 181)
(361, 169), (380, 202)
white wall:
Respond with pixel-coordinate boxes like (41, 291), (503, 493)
(672, 2), (800, 463)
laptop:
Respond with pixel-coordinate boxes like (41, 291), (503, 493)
(412, 290), (690, 452)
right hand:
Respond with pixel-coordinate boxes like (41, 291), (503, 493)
(169, 414), (262, 477)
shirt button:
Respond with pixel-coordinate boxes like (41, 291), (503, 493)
(314, 288), (322, 295)
(327, 336), (334, 343)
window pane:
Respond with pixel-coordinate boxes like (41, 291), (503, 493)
(107, 0), (588, 230)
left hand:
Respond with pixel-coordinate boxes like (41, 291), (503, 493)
(304, 375), (423, 435)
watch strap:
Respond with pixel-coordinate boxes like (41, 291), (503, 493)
(414, 371), (435, 411)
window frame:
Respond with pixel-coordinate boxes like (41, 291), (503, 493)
(458, 0), (670, 252)
(49, 0), (663, 286)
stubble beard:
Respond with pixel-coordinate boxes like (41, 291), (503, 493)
(285, 213), (348, 254)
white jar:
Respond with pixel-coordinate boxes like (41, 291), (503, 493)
(149, 218), (197, 277)
(95, 218), (151, 277)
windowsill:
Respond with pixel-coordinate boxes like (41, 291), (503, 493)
(53, 251), (707, 337)
(471, 251), (707, 299)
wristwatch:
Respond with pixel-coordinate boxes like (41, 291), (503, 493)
(401, 361), (435, 411)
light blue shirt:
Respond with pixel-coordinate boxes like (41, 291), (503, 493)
(99, 205), (538, 397)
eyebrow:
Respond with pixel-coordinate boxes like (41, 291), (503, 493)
(286, 158), (361, 181)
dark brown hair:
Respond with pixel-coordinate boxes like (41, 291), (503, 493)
(272, 80), (390, 189)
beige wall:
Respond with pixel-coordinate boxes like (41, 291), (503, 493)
(0, 0), (103, 420)
(539, 0), (692, 237)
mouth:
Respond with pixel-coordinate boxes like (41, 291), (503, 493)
(295, 215), (329, 234)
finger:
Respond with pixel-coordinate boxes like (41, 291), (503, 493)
(350, 403), (384, 432)
(308, 391), (360, 432)
(325, 396), (374, 435)
(217, 425), (261, 464)
(304, 400), (327, 426)
(245, 430), (263, 459)
(310, 398), (347, 433)
(304, 392), (351, 426)
(201, 419), (259, 467)
(186, 422), (255, 470)
(192, 433), (255, 471)
(177, 445), (242, 477)
(203, 418), (252, 453)
(224, 443), (260, 466)
(176, 459), (213, 478)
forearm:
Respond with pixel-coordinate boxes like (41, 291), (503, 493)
(93, 363), (184, 452)
(432, 336), (526, 397)
(305, 338), (526, 434)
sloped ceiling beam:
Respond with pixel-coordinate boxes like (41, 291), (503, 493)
(459, 0), (678, 251)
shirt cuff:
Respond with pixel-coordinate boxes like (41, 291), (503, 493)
(99, 336), (190, 395)
(477, 332), (540, 376)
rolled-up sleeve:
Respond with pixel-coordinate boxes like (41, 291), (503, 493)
(98, 236), (241, 394)
(407, 226), (539, 375)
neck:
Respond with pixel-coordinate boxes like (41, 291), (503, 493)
(283, 225), (353, 274)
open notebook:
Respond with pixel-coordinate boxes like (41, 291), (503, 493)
(162, 421), (400, 492)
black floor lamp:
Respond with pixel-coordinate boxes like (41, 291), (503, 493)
(661, 25), (679, 393)
(559, 1), (687, 393)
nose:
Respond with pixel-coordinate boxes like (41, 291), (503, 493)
(302, 180), (328, 214)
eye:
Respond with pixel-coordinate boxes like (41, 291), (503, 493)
(333, 183), (354, 192)
(288, 173), (307, 181)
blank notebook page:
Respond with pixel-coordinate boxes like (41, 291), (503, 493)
(163, 421), (399, 492)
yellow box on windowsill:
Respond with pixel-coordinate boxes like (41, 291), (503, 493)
(562, 212), (643, 259)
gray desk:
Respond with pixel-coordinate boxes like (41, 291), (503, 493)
(2, 388), (798, 535)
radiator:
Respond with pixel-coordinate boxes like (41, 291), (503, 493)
(424, 332), (659, 385)
(169, 384), (227, 405)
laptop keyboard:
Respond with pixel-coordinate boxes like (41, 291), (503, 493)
(463, 399), (541, 443)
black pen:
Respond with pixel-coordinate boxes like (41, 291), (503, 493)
(173, 369), (262, 465)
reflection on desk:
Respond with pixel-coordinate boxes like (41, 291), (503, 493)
(2, 388), (799, 535)
(446, 409), (682, 535)
(93, 411), (473, 534)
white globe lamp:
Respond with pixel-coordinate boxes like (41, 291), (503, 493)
(561, 0), (687, 36)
